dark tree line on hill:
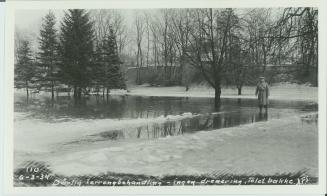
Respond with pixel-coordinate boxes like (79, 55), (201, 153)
(15, 9), (126, 102)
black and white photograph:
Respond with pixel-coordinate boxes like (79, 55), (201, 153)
(3, 0), (326, 193)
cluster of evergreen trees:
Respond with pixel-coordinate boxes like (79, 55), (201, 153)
(15, 9), (126, 102)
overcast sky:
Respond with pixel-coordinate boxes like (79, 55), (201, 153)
(15, 9), (138, 34)
(14, 9), (135, 52)
(14, 8), (283, 54)
(15, 9), (64, 34)
(15, 10), (61, 53)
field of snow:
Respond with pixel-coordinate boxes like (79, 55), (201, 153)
(13, 83), (318, 181)
(14, 83), (318, 102)
(111, 83), (318, 102)
(14, 112), (196, 153)
(14, 112), (318, 178)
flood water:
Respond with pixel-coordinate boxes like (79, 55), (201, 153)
(14, 94), (318, 143)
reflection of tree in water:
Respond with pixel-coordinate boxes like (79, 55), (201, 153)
(258, 111), (268, 121)
(130, 121), (185, 139)
(152, 123), (161, 138)
(134, 96), (145, 118)
(15, 95), (316, 121)
(98, 130), (125, 140)
(17, 95), (130, 119)
(16, 95), (312, 141)
(125, 111), (270, 141)
(136, 127), (142, 138)
(212, 115), (222, 129)
(71, 96), (127, 119)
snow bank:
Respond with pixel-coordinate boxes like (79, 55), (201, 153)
(14, 112), (198, 153)
(110, 84), (317, 102)
(14, 83), (318, 102)
(16, 113), (318, 177)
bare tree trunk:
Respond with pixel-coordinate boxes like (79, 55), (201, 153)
(25, 80), (29, 103)
(135, 14), (144, 85)
(153, 38), (157, 67)
(163, 14), (168, 81)
(51, 81), (54, 101)
(73, 85), (77, 99)
(77, 87), (82, 99)
(146, 25), (150, 68)
(237, 86), (242, 95)
(106, 87), (109, 100)
(214, 87), (221, 109)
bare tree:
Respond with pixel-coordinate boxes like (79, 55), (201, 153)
(186, 8), (238, 108)
(157, 9), (181, 85)
(171, 9), (191, 90)
(243, 9), (275, 73)
(150, 18), (160, 68)
(91, 10), (128, 57)
(144, 11), (151, 68)
(274, 7), (318, 85)
(135, 13), (145, 85)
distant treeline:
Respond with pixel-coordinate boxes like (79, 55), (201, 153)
(126, 63), (317, 90)
(15, 8), (318, 106)
(126, 7), (317, 101)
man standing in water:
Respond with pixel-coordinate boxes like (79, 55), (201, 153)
(255, 76), (269, 114)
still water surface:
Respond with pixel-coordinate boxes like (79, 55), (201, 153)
(15, 95), (318, 142)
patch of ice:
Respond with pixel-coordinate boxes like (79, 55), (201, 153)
(44, 114), (318, 177)
(105, 147), (124, 152)
(14, 112), (199, 153)
(86, 153), (108, 163)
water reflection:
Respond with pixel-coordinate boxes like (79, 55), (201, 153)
(15, 94), (317, 143)
(258, 111), (268, 121)
(77, 111), (273, 143)
(15, 95), (316, 120)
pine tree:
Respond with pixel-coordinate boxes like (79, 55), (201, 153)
(92, 43), (106, 95)
(94, 27), (126, 97)
(14, 39), (35, 102)
(37, 11), (58, 101)
(59, 9), (94, 99)
(103, 28), (126, 91)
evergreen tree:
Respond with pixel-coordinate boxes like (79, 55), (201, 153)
(59, 9), (94, 99)
(14, 39), (35, 102)
(92, 43), (106, 95)
(94, 27), (126, 97)
(37, 11), (58, 101)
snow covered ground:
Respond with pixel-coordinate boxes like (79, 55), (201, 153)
(14, 83), (318, 102)
(50, 114), (316, 177)
(110, 83), (318, 102)
(14, 112), (196, 153)
(14, 112), (318, 178)
(13, 83), (318, 180)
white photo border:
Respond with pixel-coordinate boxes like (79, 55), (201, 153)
(4, 0), (327, 194)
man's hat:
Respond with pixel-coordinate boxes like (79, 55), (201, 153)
(259, 76), (265, 79)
